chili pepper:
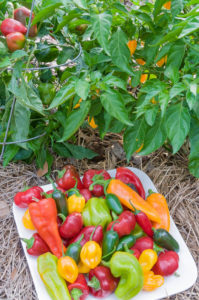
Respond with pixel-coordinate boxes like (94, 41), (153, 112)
(132, 236), (163, 254)
(82, 197), (111, 229)
(0, 18), (27, 36)
(38, 83), (56, 105)
(21, 233), (50, 256)
(116, 234), (136, 251)
(147, 189), (170, 231)
(68, 274), (89, 300)
(102, 222), (119, 261)
(88, 266), (118, 297)
(14, 6), (37, 37)
(57, 256), (78, 283)
(50, 180), (68, 216)
(116, 167), (145, 199)
(22, 208), (35, 230)
(79, 188), (92, 203)
(105, 193), (123, 215)
(69, 225), (103, 247)
(6, 32), (25, 52)
(153, 228), (180, 252)
(82, 169), (111, 197)
(124, 244), (140, 259)
(143, 271), (164, 291)
(59, 213), (83, 239)
(106, 210), (136, 238)
(14, 186), (43, 208)
(66, 235), (84, 264)
(80, 241), (102, 269)
(29, 198), (64, 258)
(131, 223), (145, 239)
(67, 193), (85, 214)
(163, 1), (171, 9)
(88, 117), (98, 129)
(37, 252), (71, 300)
(139, 249), (158, 273)
(56, 165), (83, 190)
(102, 252), (143, 299)
(127, 40), (137, 56)
(136, 58), (146, 65)
(77, 260), (90, 274)
(152, 251), (179, 276)
(140, 74), (148, 84)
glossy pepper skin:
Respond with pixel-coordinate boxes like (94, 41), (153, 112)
(66, 235), (84, 264)
(68, 274), (89, 300)
(153, 228), (180, 252)
(143, 271), (164, 291)
(0, 18), (27, 36)
(131, 223), (145, 239)
(131, 236), (162, 254)
(14, 6), (37, 37)
(139, 249), (158, 273)
(57, 256), (78, 283)
(67, 193), (85, 214)
(56, 165), (83, 190)
(14, 186), (43, 208)
(52, 189), (68, 217)
(105, 194), (123, 215)
(82, 197), (112, 229)
(130, 202), (153, 237)
(88, 266), (118, 297)
(59, 213), (83, 239)
(82, 169), (111, 197)
(80, 241), (102, 269)
(38, 83), (56, 105)
(22, 208), (35, 230)
(6, 32), (25, 52)
(153, 251), (179, 276)
(116, 167), (145, 199)
(79, 188), (92, 203)
(69, 225), (103, 247)
(37, 253), (71, 300)
(106, 211), (136, 238)
(102, 223), (119, 261)
(21, 233), (50, 256)
(116, 234), (136, 251)
(127, 40), (137, 56)
(29, 198), (64, 258)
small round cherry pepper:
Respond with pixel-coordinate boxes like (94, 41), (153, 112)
(21, 233), (50, 256)
(59, 213), (83, 239)
(106, 211), (136, 238)
(79, 188), (92, 203)
(14, 186), (44, 208)
(131, 236), (163, 254)
(69, 225), (103, 247)
(68, 274), (89, 300)
(152, 251), (179, 276)
(83, 169), (111, 197)
(56, 165), (84, 190)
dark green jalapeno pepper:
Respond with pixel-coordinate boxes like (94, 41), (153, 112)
(52, 189), (68, 217)
(105, 193), (123, 215)
(102, 221), (119, 261)
(153, 228), (179, 252)
(116, 234), (136, 251)
(66, 235), (84, 263)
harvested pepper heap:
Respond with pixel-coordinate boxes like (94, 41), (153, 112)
(15, 165), (180, 300)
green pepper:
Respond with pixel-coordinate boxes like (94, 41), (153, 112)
(52, 189), (68, 217)
(116, 234), (136, 251)
(103, 252), (143, 300)
(66, 234), (84, 264)
(38, 83), (56, 105)
(105, 193), (123, 215)
(37, 252), (71, 300)
(35, 46), (59, 63)
(132, 223), (145, 239)
(153, 228), (180, 252)
(102, 222), (119, 261)
(82, 197), (112, 229)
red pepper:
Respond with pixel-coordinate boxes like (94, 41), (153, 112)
(14, 6), (37, 37)
(106, 211), (136, 238)
(59, 213), (83, 239)
(21, 233), (50, 256)
(131, 204), (153, 237)
(68, 274), (89, 300)
(88, 266), (118, 297)
(46, 186), (67, 195)
(152, 251), (179, 276)
(82, 169), (111, 197)
(116, 167), (145, 199)
(56, 165), (84, 190)
(14, 186), (43, 208)
(132, 236), (163, 254)
(6, 32), (25, 52)
(0, 18), (27, 36)
(130, 248), (140, 259)
(69, 225), (103, 247)
(79, 188), (92, 203)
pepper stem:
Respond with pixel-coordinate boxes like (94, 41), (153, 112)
(58, 213), (66, 223)
(102, 245), (116, 260)
(112, 211), (118, 221)
(88, 276), (101, 291)
(128, 199), (140, 215)
(57, 169), (66, 179)
(153, 242), (164, 254)
(101, 260), (110, 268)
(110, 220), (119, 231)
(76, 234), (84, 245)
(70, 288), (83, 300)
(21, 237), (35, 249)
(46, 175), (57, 191)
(89, 179), (111, 193)
(90, 221), (101, 241)
(148, 189), (155, 196)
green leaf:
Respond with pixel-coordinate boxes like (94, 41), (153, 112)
(64, 142), (98, 159)
(32, 3), (62, 25)
(124, 118), (147, 161)
(159, 90), (170, 117)
(49, 81), (75, 109)
(57, 47), (74, 64)
(102, 75), (127, 91)
(0, 57), (11, 68)
(155, 44), (171, 62)
(153, 0), (168, 18)
(145, 106), (158, 126)
(100, 89), (133, 126)
(75, 79), (90, 100)
(72, 0), (88, 9)
(11, 50), (28, 60)
(91, 12), (112, 55)
(186, 90), (197, 110)
(3, 145), (19, 166)
(171, 0), (183, 17)
(189, 117), (199, 178)
(166, 103), (190, 153)
(131, 10), (154, 31)
(59, 101), (91, 141)
(109, 28), (133, 75)
(178, 16), (199, 38)
(170, 82), (186, 99)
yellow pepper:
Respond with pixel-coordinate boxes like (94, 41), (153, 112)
(156, 55), (167, 67)
(140, 74), (148, 84)
(67, 194), (85, 214)
(163, 1), (171, 9)
(78, 259), (91, 273)
(139, 249), (158, 273)
(143, 271), (164, 291)
(57, 256), (78, 283)
(127, 40), (137, 56)
(22, 209), (35, 230)
(74, 98), (82, 109)
(80, 241), (102, 269)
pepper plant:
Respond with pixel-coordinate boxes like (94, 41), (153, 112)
(0, 0), (199, 178)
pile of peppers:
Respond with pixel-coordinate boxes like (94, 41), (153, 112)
(14, 165), (180, 300)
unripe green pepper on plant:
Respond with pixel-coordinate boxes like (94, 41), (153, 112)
(38, 83), (56, 105)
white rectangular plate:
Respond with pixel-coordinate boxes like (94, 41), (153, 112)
(13, 167), (197, 300)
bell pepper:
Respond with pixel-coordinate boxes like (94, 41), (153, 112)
(147, 189), (170, 231)
(103, 252), (143, 300)
(115, 167), (145, 199)
(29, 198), (64, 258)
(130, 201), (153, 237)
(21, 233), (50, 256)
(80, 241), (102, 269)
(79, 188), (92, 203)
(14, 186), (43, 208)
(116, 234), (136, 251)
(77, 260), (90, 274)
(67, 193), (85, 214)
(139, 249), (158, 273)
(37, 252), (71, 300)
(68, 274), (89, 300)
(88, 266), (118, 297)
(0, 18), (27, 36)
(6, 32), (25, 52)
(57, 256), (78, 283)
(59, 213), (83, 239)
(106, 210), (136, 238)
(82, 197), (112, 229)
(56, 165), (83, 190)
(22, 208), (35, 230)
(153, 251), (179, 276)
(69, 225), (103, 247)
(143, 271), (164, 291)
(39, 83), (56, 105)
(66, 235), (84, 264)
(14, 6), (37, 37)
(105, 193), (123, 215)
(132, 236), (163, 254)
(102, 222), (119, 261)
(153, 228), (180, 252)
(82, 169), (111, 197)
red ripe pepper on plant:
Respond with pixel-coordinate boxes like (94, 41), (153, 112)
(14, 6), (37, 37)
(6, 32), (25, 52)
(0, 18), (27, 36)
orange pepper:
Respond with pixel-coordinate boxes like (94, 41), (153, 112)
(136, 58), (146, 65)
(22, 208), (35, 230)
(80, 241), (102, 269)
(88, 117), (98, 129)
(151, 97), (157, 104)
(78, 259), (91, 273)
(163, 1), (171, 9)
(57, 256), (78, 283)
(135, 143), (144, 153)
(140, 74), (148, 84)
(67, 194), (85, 214)
(106, 179), (161, 223)
(127, 40), (137, 56)
(139, 249), (158, 273)
(74, 98), (82, 109)
(143, 271), (164, 291)
(156, 55), (167, 67)
(146, 190), (170, 231)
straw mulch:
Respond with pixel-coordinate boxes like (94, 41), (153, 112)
(0, 130), (198, 300)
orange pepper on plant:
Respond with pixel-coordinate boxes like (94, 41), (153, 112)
(136, 58), (146, 65)
(140, 74), (148, 84)
(163, 1), (171, 9)
(127, 40), (137, 56)
(74, 98), (82, 109)
(88, 117), (98, 129)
